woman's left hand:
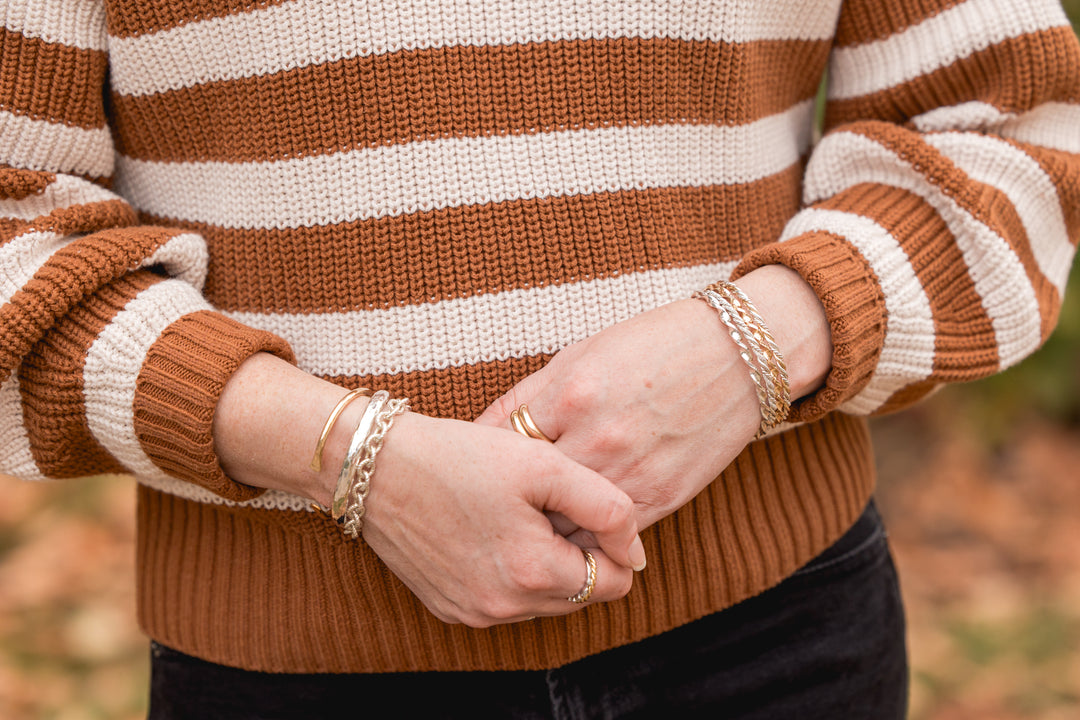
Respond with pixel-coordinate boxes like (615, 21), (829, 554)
(475, 265), (832, 535)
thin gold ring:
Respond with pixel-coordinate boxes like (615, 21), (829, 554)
(509, 403), (554, 443)
(568, 549), (597, 604)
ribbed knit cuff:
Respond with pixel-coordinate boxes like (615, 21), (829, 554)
(732, 230), (886, 422)
(134, 310), (295, 502)
(15, 271), (163, 480)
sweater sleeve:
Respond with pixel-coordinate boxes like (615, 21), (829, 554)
(732, 0), (1080, 420)
(0, 2), (294, 500)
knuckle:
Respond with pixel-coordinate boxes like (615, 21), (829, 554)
(589, 422), (631, 454)
(474, 593), (523, 624)
(557, 372), (602, 413)
(508, 557), (551, 594)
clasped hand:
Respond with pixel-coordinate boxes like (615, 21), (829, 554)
(475, 298), (762, 541)
(365, 296), (761, 629)
(217, 269), (823, 630)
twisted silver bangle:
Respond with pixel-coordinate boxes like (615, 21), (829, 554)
(695, 290), (778, 434)
(713, 282), (791, 419)
(694, 281), (791, 438)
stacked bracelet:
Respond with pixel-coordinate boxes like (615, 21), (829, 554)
(330, 389), (411, 539)
(693, 281), (791, 438)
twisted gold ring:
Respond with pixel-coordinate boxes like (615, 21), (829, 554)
(568, 549), (598, 604)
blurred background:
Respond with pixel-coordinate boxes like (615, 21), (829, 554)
(2, 4), (1079, 719)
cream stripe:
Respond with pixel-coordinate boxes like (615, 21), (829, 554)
(110, 0), (842, 97)
(829, 0), (1068, 100)
(0, 109), (113, 177)
(995, 103), (1080, 155)
(0, 230), (68, 301)
(83, 280), (212, 482)
(115, 103), (814, 230)
(913, 101), (1080, 155)
(143, 232), (210, 291)
(2, 0), (107, 51)
(227, 260), (738, 378)
(911, 101), (1016, 134)
(781, 209), (936, 415)
(805, 130), (1042, 371)
(0, 375), (45, 481)
(0, 229), (203, 309)
(925, 132), (1073, 295)
(0, 172), (116, 223)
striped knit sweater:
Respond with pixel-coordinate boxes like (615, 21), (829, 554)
(2, 0), (1078, 673)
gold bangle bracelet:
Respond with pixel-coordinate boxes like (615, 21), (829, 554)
(309, 387), (372, 472)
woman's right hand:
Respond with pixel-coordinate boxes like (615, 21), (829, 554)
(363, 411), (646, 627)
(213, 353), (645, 628)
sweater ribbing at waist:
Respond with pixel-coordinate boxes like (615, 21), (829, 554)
(135, 411), (874, 673)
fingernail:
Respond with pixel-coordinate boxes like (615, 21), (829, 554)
(629, 536), (647, 572)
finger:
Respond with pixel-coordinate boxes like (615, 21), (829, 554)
(563, 526), (598, 549)
(474, 364), (555, 427)
(580, 548), (634, 604)
(544, 509), (581, 538)
(539, 542), (634, 611)
(515, 399), (559, 442)
(532, 465), (646, 572)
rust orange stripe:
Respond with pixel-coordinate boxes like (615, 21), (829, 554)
(827, 28), (1080, 127)
(0, 227), (177, 382)
(0, 28), (107, 129)
(833, 0), (964, 48)
(849, 123), (1060, 343)
(819, 183), (1000, 381)
(105, 0), (289, 38)
(139, 172), (803, 314)
(112, 37), (829, 162)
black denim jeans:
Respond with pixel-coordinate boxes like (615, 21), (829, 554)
(149, 500), (907, 719)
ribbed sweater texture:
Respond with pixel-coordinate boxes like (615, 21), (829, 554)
(2, 0), (1078, 672)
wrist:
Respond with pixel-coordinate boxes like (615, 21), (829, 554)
(212, 352), (371, 505)
(670, 297), (768, 438)
(303, 394), (372, 509)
